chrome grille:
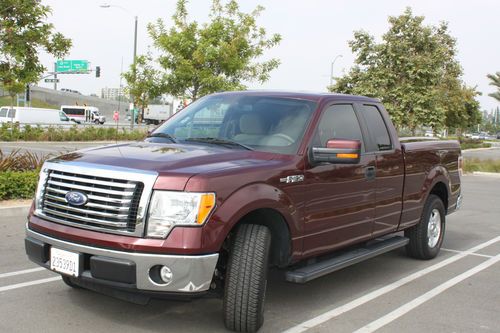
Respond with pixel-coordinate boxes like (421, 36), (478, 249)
(37, 163), (156, 235)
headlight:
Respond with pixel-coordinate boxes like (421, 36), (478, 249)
(146, 191), (216, 238)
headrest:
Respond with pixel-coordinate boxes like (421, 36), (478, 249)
(239, 113), (266, 135)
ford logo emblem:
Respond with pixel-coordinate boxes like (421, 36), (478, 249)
(65, 191), (88, 206)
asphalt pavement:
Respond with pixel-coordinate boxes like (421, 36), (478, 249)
(0, 175), (499, 332)
(463, 147), (500, 161)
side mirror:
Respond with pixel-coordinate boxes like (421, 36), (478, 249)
(311, 139), (361, 164)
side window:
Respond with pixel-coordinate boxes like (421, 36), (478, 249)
(7, 109), (16, 118)
(59, 111), (69, 121)
(316, 104), (364, 151)
(0, 108), (7, 117)
(359, 105), (391, 151)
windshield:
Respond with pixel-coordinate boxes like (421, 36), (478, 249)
(150, 95), (317, 154)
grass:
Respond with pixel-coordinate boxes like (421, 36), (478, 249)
(0, 95), (58, 109)
(464, 158), (500, 173)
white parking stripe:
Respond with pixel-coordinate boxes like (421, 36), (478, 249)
(282, 235), (500, 333)
(441, 248), (493, 258)
(0, 277), (61, 293)
(353, 253), (500, 333)
(0, 267), (46, 279)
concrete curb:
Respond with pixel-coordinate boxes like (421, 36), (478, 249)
(462, 147), (497, 152)
(472, 171), (500, 178)
(0, 205), (31, 218)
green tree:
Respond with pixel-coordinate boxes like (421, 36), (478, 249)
(148, 0), (281, 100)
(0, 0), (71, 106)
(122, 54), (162, 122)
(331, 8), (478, 134)
(486, 72), (500, 102)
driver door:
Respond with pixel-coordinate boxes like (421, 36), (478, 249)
(302, 103), (376, 257)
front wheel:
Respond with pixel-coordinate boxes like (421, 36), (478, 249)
(405, 194), (446, 259)
(223, 224), (271, 332)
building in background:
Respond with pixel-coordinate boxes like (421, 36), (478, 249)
(101, 87), (125, 101)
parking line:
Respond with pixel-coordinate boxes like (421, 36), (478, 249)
(282, 235), (500, 333)
(353, 253), (500, 333)
(0, 267), (46, 279)
(0, 277), (61, 293)
(441, 248), (493, 258)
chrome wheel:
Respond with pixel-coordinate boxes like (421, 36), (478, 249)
(427, 208), (441, 248)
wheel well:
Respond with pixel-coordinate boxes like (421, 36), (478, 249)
(430, 182), (448, 213)
(231, 208), (291, 267)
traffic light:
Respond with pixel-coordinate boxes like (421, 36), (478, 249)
(25, 84), (30, 101)
(96, 66), (101, 78)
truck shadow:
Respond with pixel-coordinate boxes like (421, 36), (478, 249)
(61, 248), (446, 333)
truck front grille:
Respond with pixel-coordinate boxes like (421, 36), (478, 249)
(41, 170), (144, 233)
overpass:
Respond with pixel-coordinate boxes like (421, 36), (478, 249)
(30, 86), (127, 119)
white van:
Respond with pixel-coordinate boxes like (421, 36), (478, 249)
(0, 106), (73, 126)
(61, 105), (106, 124)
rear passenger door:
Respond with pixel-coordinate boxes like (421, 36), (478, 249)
(357, 103), (405, 236)
(303, 103), (376, 257)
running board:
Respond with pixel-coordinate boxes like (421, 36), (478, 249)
(285, 236), (409, 283)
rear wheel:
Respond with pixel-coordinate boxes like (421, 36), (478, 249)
(223, 224), (271, 332)
(405, 194), (446, 259)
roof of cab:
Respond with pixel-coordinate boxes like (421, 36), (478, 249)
(209, 90), (380, 104)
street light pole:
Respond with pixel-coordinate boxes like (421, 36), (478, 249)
(100, 4), (138, 129)
(330, 54), (343, 87)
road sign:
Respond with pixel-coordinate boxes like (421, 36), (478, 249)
(44, 78), (60, 83)
(56, 60), (89, 73)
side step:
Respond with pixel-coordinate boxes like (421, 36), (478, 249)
(285, 236), (409, 283)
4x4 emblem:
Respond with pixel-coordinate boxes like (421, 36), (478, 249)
(280, 175), (304, 184)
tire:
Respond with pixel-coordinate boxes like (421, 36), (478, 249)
(61, 275), (82, 289)
(223, 224), (271, 332)
(94, 119), (100, 124)
(405, 194), (446, 259)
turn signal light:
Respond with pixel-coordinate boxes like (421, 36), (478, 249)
(197, 193), (216, 224)
(336, 153), (359, 159)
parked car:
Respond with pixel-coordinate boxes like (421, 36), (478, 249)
(0, 106), (73, 126)
(26, 91), (462, 332)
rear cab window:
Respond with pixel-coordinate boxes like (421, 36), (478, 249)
(358, 104), (392, 152)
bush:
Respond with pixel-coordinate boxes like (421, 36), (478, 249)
(0, 123), (147, 142)
(0, 170), (38, 200)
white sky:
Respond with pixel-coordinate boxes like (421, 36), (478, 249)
(39, 0), (500, 112)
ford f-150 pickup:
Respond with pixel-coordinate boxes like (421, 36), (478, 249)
(25, 91), (462, 332)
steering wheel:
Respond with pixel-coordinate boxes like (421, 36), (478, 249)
(269, 133), (295, 144)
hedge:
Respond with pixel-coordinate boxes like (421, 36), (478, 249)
(0, 170), (38, 200)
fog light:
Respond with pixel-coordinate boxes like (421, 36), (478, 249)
(149, 265), (174, 285)
(160, 266), (173, 284)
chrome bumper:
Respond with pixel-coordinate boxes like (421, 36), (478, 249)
(26, 228), (218, 293)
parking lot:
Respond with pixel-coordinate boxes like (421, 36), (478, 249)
(1, 175), (499, 333)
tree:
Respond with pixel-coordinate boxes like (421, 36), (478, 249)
(0, 0), (71, 106)
(122, 54), (162, 123)
(331, 8), (479, 134)
(148, 0), (281, 100)
(487, 72), (500, 102)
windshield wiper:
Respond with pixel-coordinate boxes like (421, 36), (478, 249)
(184, 137), (253, 150)
(147, 132), (177, 143)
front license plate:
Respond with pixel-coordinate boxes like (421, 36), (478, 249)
(50, 247), (80, 277)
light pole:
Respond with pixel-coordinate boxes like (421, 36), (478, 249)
(330, 54), (343, 87)
(100, 4), (138, 129)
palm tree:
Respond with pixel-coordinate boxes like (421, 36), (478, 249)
(487, 72), (500, 102)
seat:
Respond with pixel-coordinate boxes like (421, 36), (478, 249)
(232, 113), (267, 145)
(260, 107), (310, 147)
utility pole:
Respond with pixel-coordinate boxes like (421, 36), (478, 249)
(54, 62), (58, 90)
(131, 15), (138, 130)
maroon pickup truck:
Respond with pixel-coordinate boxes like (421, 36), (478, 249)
(25, 91), (462, 332)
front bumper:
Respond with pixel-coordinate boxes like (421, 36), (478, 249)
(25, 228), (218, 293)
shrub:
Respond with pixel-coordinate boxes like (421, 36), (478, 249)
(0, 170), (39, 200)
(463, 158), (500, 173)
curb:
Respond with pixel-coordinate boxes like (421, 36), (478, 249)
(0, 205), (31, 218)
(472, 171), (500, 178)
(462, 147), (497, 152)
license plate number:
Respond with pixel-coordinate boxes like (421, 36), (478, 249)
(50, 247), (79, 277)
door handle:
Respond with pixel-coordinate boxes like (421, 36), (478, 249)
(365, 166), (376, 180)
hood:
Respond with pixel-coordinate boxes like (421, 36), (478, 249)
(51, 141), (281, 176)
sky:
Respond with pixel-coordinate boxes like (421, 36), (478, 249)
(39, 0), (500, 112)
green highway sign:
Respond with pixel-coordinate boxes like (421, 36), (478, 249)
(56, 60), (89, 73)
